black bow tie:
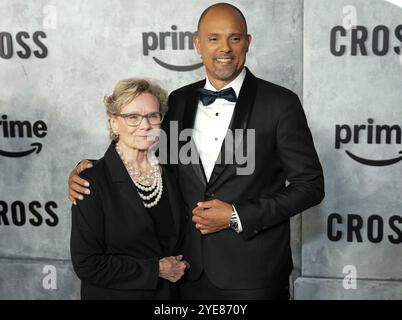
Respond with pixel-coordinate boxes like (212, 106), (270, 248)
(198, 87), (237, 106)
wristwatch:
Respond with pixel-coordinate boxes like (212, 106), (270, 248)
(229, 211), (239, 233)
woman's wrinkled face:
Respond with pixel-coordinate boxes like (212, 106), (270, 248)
(110, 93), (161, 151)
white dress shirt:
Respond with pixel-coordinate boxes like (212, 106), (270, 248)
(193, 68), (246, 232)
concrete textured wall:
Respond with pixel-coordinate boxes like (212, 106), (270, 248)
(0, 0), (303, 299)
(298, 0), (402, 299)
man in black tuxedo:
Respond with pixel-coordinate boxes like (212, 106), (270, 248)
(164, 3), (324, 300)
(69, 2), (324, 300)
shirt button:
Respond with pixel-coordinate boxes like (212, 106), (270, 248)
(215, 113), (219, 116)
(214, 137), (218, 141)
(253, 230), (258, 234)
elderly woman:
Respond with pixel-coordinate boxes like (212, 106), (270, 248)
(70, 78), (188, 300)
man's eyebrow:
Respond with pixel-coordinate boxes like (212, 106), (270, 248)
(206, 33), (245, 37)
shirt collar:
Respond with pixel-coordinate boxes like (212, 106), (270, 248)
(204, 67), (246, 98)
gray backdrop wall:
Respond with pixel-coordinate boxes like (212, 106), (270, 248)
(0, 0), (400, 299)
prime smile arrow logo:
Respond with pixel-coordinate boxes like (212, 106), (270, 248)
(0, 114), (47, 157)
(152, 57), (203, 72)
(345, 150), (402, 166)
(0, 142), (43, 157)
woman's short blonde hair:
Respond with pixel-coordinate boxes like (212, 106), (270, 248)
(104, 78), (168, 140)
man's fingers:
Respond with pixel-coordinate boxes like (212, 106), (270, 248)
(196, 224), (214, 234)
(196, 223), (210, 230)
(68, 195), (77, 206)
(192, 215), (208, 225)
(192, 206), (210, 217)
(192, 207), (202, 215)
(69, 190), (84, 201)
(70, 183), (90, 196)
(70, 176), (90, 194)
(71, 175), (90, 188)
(77, 160), (93, 174)
(84, 161), (93, 168)
(197, 225), (219, 235)
(196, 200), (214, 209)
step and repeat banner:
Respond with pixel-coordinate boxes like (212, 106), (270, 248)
(1, 0), (401, 300)
(296, 0), (402, 299)
(0, 0), (304, 299)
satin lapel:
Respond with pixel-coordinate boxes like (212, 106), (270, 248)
(183, 80), (205, 130)
(207, 68), (258, 189)
(182, 80), (207, 188)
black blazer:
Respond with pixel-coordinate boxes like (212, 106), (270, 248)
(70, 142), (186, 299)
(164, 68), (325, 290)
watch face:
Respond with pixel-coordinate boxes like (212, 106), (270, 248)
(230, 220), (238, 232)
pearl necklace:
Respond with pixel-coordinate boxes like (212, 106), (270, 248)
(115, 142), (163, 208)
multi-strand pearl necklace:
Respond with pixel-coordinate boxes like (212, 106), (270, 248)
(115, 142), (163, 208)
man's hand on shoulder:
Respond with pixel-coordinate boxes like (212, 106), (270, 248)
(68, 160), (93, 205)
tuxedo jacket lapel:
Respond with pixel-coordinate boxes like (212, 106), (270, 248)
(182, 80), (208, 188)
(180, 68), (258, 190)
(207, 68), (258, 188)
(162, 166), (183, 252)
(182, 82), (203, 130)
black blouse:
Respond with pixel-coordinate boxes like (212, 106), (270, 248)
(135, 176), (176, 256)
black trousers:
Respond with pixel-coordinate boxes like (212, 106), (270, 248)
(179, 272), (290, 300)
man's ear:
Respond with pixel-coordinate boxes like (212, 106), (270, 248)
(194, 34), (202, 56)
(246, 34), (252, 52)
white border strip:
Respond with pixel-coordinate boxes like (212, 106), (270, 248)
(384, 0), (402, 8)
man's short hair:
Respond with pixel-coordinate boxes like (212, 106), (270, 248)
(197, 2), (248, 34)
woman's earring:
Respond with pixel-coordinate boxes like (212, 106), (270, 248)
(113, 130), (119, 140)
